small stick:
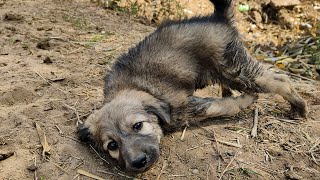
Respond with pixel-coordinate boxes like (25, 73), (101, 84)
(180, 125), (187, 141)
(219, 153), (237, 180)
(74, 161), (84, 169)
(156, 160), (167, 180)
(34, 156), (37, 180)
(168, 174), (187, 177)
(251, 108), (259, 138)
(90, 145), (110, 164)
(77, 169), (104, 180)
(73, 174), (79, 179)
(97, 170), (135, 179)
(206, 164), (211, 180)
(63, 103), (83, 126)
(55, 125), (64, 135)
(33, 71), (66, 94)
(186, 145), (199, 151)
(46, 159), (69, 174)
(309, 140), (320, 152)
(61, 135), (82, 143)
(211, 129), (224, 173)
(277, 118), (300, 124)
(208, 138), (243, 148)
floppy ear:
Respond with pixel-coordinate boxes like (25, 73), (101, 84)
(77, 111), (100, 143)
(144, 101), (171, 125)
(77, 124), (93, 142)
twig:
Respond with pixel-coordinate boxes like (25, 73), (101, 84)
(251, 108), (259, 138)
(35, 123), (51, 160)
(97, 170), (135, 179)
(309, 140), (320, 152)
(61, 135), (82, 143)
(55, 125), (64, 135)
(156, 160), (167, 180)
(63, 103), (83, 126)
(73, 174), (79, 179)
(277, 118), (300, 124)
(206, 164), (211, 180)
(180, 125), (187, 141)
(77, 169), (104, 180)
(208, 138), (243, 148)
(46, 158), (69, 174)
(34, 156), (37, 180)
(74, 161), (84, 169)
(186, 145), (199, 151)
(33, 71), (67, 94)
(168, 174), (187, 177)
(90, 145), (110, 164)
(219, 153), (237, 180)
(282, 70), (318, 82)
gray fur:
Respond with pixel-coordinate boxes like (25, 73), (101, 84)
(78, 0), (307, 172)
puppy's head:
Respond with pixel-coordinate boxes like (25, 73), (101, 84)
(78, 90), (170, 172)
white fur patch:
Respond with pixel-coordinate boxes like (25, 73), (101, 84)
(103, 141), (120, 160)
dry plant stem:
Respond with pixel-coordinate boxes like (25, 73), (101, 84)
(277, 118), (300, 124)
(282, 70), (318, 82)
(63, 103), (83, 126)
(219, 153), (237, 180)
(55, 125), (64, 135)
(77, 169), (104, 180)
(33, 70), (67, 94)
(211, 129), (223, 172)
(180, 125), (187, 140)
(98, 170), (136, 179)
(34, 156), (37, 180)
(89, 144), (110, 164)
(156, 160), (167, 180)
(251, 108), (259, 138)
(35, 123), (51, 160)
(208, 138), (243, 148)
(46, 158), (69, 174)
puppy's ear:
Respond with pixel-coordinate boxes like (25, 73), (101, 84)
(77, 111), (100, 142)
(77, 124), (93, 142)
(144, 101), (171, 125)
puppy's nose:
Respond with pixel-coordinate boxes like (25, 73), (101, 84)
(132, 154), (147, 169)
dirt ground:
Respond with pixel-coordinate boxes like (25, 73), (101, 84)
(0, 0), (320, 179)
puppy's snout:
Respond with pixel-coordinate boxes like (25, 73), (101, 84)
(132, 153), (147, 169)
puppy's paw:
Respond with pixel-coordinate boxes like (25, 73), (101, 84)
(238, 93), (258, 109)
(290, 100), (308, 120)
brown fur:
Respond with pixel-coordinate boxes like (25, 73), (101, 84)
(78, 0), (308, 172)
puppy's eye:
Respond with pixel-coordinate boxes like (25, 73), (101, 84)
(107, 140), (118, 151)
(133, 122), (143, 131)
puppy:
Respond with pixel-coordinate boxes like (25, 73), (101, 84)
(78, 0), (307, 172)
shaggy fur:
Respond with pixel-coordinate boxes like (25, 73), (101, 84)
(78, 0), (307, 172)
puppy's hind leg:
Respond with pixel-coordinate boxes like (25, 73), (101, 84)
(255, 70), (308, 119)
(175, 94), (257, 122)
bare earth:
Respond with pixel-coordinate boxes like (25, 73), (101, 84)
(0, 0), (319, 179)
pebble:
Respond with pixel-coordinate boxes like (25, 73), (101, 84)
(43, 56), (52, 64)
(27, 164), (38, 171)
(192, 168), (199, 174)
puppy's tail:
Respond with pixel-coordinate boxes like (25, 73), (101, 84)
(209, 0), (234, 21)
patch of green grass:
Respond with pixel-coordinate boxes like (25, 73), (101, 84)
(90, 34), (105, 42)
(62, 14), (88, 29)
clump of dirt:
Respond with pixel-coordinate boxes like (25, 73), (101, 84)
(0, 0), (319, 180)
(92, 0), (213, 24)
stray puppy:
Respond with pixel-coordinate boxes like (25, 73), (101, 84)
(78, 0), (307, 172)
